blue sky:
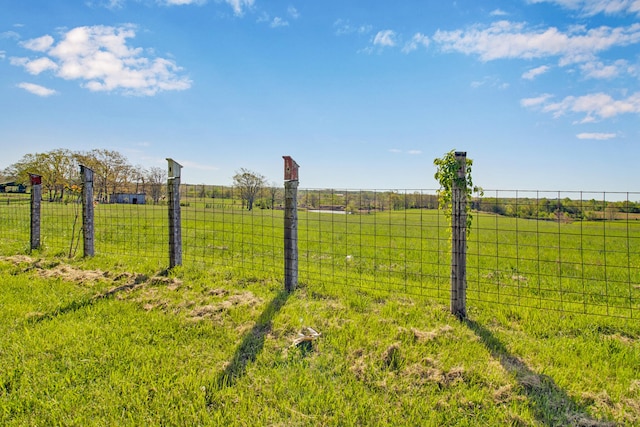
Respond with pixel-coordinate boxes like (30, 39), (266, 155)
(1, 0), (639, 192)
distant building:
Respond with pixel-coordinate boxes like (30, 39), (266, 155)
(0, 182), (27, 193)
(109, 193), (146, 204)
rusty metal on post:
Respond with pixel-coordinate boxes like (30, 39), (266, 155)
(167, 158), (183, 268)
(80, 165), (95, 257)
(29, 174), (42, 251)
(451, 151), (467, 319)
(283, 156), (299, 292)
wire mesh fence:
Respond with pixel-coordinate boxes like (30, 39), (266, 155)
(297, 189), (450, 300)
(0, 186), (638, 319)
(468, 190), (640, 318)
(0, 194), (31, 253)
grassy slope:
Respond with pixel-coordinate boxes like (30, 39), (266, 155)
(1, 255), (638, 426)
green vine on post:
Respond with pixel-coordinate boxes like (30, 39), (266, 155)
(433, 150), (482, 232)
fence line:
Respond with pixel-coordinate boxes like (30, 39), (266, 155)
(0, 182), (638, 319)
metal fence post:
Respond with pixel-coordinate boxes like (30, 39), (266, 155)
(451, 151), (467, 319)
(80, 165), (95, 257)
(29, 174), (42, 251)
(283, 156), (300, 292)
(167, 158), (183, 268)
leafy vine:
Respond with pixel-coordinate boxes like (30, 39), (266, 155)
(433, 150), (482, 232)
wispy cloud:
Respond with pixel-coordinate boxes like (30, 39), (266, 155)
(576, 132), (617, 140)
(523, 92), (640, 122)
(373, 30), (397, 47)
(471, 76), (510, 89)
(17, 82), (57, 97)
(402, 33), (430, 53)
(389, 149), (422, 155)
(520, 93), (554, 107)
(270, 17), (289, 28)
(163, 0), (206, 5)
(334, 19), (372, 36)
(490, 9), (509, 16)
(10, 25), (191, 96)
(522, 65), (551, 80)
(433, 21), (640, 67)
(288, 6), (299, 19)
(223, 0), (254, 16)
(580, 60), (632, 79)
(528, 0), (640, 16)
(1, 31), (21, 40)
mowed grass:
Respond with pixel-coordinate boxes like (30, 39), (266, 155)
(0, 199), (639, 425)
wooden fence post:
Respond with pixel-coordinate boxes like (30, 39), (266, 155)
(451, 151), (467, 319)
(167, 158), (183, 268)
(80, 165), (95, 257)
(283, 156), (300, 292)
(29, 174), (42, 251)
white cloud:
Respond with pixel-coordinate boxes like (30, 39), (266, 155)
(86, 0), (126, 8)
(524, 92), (640, 122)
(576, 132), (617, 140)
(17, 82), (58, 97)
(334, 19), (372, 36)
(20, 35), (55, 52)
(471, 76), (509, 89)
(373, 30), (397, 47)
(433, 21), (640, 66)
(1, 31), (21, 40)
(11, 25), (191, 96)
(224, 0), (254, 16)
(389, 149), (422, 155)
(490, 9), (509, 16)
(522, 65), (551, 79)
(520, 93), (554, 107)
(402, 33), (430, 53)
(0, 51), (5, 60)
(580, 60), (631, 79)
(11, 56), (59, 75)
(288, 6), (299, 19)
(270, 17), (289, 28)
(163, 0), (206, 5)
(528, 0), (640, 16)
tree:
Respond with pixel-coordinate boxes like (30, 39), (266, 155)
(77, 149), (132, 202)
(268, 182), (280, 209)
(233, 168), (266, 211)
(5, 149), (77, 201)
(145, 166), (166, 204)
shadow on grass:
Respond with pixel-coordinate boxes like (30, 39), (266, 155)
(215, 290), (290, 389)
(27, 275), (149, 324)
(465, 319), (615, 427)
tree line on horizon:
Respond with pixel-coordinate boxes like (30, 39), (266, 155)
(1, 148), (167, 203)
(2, 148), (638, 220)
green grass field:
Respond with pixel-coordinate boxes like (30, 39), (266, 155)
(0, 199), (639, 425)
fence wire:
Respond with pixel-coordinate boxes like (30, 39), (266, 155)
(0, 194), (30, 252)
(0, 186), (638, 319)
(468, 190), (640, 318)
